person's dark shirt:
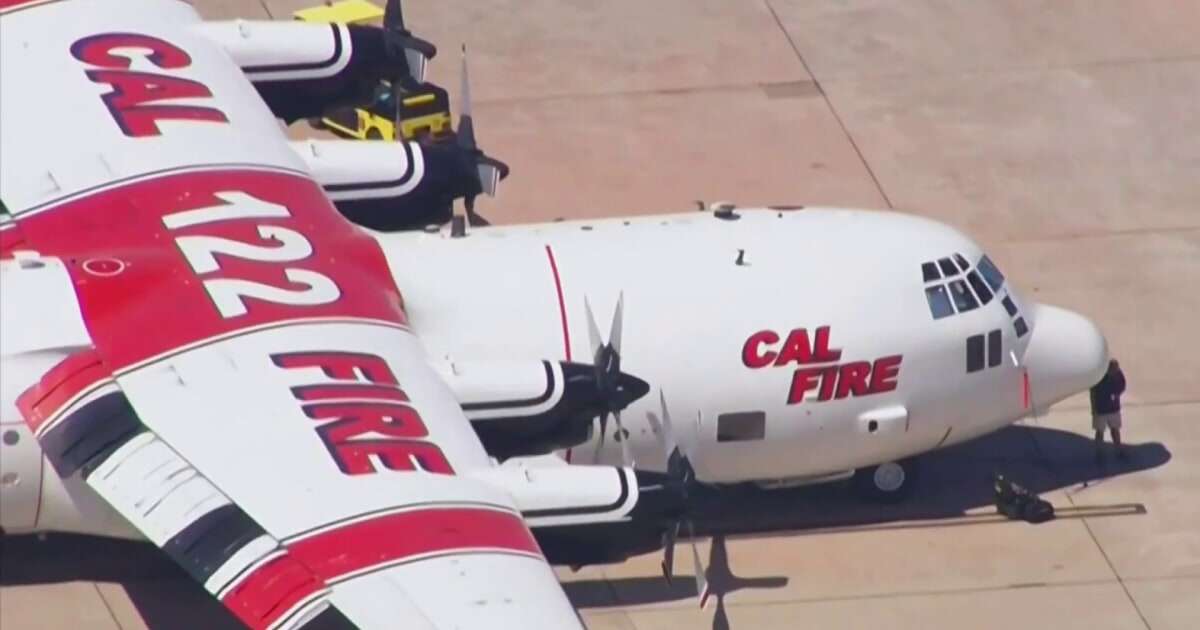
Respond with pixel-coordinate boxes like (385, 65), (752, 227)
(1090, 367), (1126, 415)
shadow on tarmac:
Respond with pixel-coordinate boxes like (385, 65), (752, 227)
(0, 425), (1171, 629)
(688, 423), (1169, 539)
(563, 424), (1169, 615)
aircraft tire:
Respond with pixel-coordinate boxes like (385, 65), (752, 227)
(853, 458), (918, 503)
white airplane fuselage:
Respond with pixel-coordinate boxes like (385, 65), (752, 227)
(379, 207), (1108, 482)
(0, 207), (1108, 539)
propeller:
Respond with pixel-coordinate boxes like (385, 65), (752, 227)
(378, 0), (436, 142)
(455, 44), (510, 222)
(583, 293), (646, 467)
(382, 0), (435, 90)
(647, 389), (705, 596)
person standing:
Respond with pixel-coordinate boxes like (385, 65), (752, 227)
(1089, 359), (1127, 461)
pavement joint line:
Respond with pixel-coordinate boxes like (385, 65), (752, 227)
(469, 78), (821, 107)
(762, 0), (894, 210)
(91, 582), (124, 630)
(257, 0), (273, 19)
(811, 52), (1200, 85)
(1119, 574), (1200, 584)
(999, 225), (1200, 246)
(1022, 414), (1153, 630)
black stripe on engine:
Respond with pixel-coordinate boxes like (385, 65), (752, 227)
(323, 141), (418, 194)
(243, 23), (344, 76)
(163, 504), (267, 584)
(299, 605), (360, 630)
(39, 391), (143, 479)
(461, 361), (557, 412)
(523, 467), (631, 519)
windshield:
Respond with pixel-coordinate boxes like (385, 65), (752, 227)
(977, 255), (1005, 291)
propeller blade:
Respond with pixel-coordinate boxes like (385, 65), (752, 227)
(661, 520), (680, 584)
(688, 521), (709, 607)
(391, 79), (403, 140)
(405, 49), (428, 85)
(658, 390), (676, 453)
(656, 390), (697, 484)
(459, 45), (473, 119)
(457, 44), (477, 151)
(584, 297), (604, 358)
(609, 292), (624, 356)
(476, 160), (503, 197)
(591, 411), (609, 464)
(383, 0), (404, 32)
(615, 410), (633, 467)
(381, 0), (431, 86)
(647, 411), (667, 457)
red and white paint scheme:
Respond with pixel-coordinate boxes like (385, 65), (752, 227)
(0, 0), (1111, 622)
(379, 208), (1109, 490)
(0, 0), (587, 628)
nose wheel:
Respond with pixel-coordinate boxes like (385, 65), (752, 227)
(853, 458), (918, 503)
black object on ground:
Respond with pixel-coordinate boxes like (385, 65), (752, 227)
(993, 472), (1056, 523)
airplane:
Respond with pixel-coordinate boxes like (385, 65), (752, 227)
(0, 0), (694, 627)
(0, 0), (1112, 626)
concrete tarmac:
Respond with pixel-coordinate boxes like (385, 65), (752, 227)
(2, 1), (1197, 628)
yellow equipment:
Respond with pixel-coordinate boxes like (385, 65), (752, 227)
(316, 82), (452, 141)
(292, 0), (383, 24)
(294, 0), (453, 142)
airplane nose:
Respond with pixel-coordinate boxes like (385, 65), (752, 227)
(1024, 303), (1109, 409)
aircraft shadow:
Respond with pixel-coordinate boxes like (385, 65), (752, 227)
(0, 425), (1170, 629)
(564, 424), (1169, 613)
(688, 424), (1169, 539)
(563, 533), (788, 618)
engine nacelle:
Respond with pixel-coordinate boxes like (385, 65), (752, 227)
(291, 139), (483, 231)
(435, 359), (649, 460)
(474, 457), (689, 568)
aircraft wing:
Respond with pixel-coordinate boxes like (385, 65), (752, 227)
(1, 1), (582, 628)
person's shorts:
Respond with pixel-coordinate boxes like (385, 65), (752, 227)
(1093, 412), (1122, 432)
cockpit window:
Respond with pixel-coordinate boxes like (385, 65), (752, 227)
(925, 285), (954, 319)
(966, 270), (993, 305)
(948, 279), (979, 312)
(921, 253), (999, 320)
(977, 255), (1005, 291)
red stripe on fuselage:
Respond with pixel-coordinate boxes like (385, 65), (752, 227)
(545, 245), (571, 362)
(15, 350), (111, 435)
(546, 245), (574, 463)
(12, 169), (407, 372)
(287, 507), (542, 584)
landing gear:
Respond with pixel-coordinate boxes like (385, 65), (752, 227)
(853, 458), (918, 503)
